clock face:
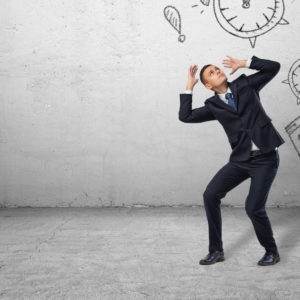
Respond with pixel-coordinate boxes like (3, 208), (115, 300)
(289, 60), (300, 99)
(291, 61), (300, 96)
(214, 0), (285, 38)
(282, 59), (300, 105)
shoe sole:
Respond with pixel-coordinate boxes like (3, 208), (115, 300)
(257, 256), (280, 266)
(199, 256), (225, 265)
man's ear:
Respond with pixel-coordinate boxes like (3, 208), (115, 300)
(205, 82), (212, 90)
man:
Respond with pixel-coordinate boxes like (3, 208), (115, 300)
(179, 55), (284, 266)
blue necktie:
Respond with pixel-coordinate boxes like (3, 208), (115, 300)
(225, 92), (237, 111)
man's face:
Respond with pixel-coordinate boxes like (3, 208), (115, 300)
(203, 65), (227, 91)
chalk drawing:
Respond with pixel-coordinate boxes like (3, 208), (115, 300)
(192, 0), (210, 7)
(192, 0), (209, 13)
(163, 6), (186, 43)
(201, 0), (210, 6)
(285, 116), (300, 158)
(192, 0), (289, 48)
(282, 59), (300, 106)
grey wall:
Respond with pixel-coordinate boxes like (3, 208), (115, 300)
(0, 0), (299, 207)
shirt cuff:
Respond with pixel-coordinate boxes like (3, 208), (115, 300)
(184, 90), (193, 94)
(245, 57), (252, 68)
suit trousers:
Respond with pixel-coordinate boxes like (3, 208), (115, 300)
(203, 149), (280, 254)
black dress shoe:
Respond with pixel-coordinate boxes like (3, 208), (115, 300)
(199, 250), (225, 265)
(257, 251), (280, 266)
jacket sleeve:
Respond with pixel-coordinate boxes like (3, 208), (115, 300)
(246, 55), (281, 93)
(178, 93), (216, 123)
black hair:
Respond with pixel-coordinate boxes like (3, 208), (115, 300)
(200, 64), (212, 85)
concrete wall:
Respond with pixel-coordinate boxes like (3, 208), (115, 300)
(0, 0), (299, 207)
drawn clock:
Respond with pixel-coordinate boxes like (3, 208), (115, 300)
(213, 0), (289, 48)
(282, 59), (300, 106)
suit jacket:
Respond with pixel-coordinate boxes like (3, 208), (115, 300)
(179, 55), (285, 162)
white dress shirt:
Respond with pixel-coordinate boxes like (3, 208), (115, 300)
(184, 58), (278, 151)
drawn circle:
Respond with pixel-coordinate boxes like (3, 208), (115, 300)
(213, 0), (285, 38)
(287, 59), (300, 99)
(178, 35), (186, 43)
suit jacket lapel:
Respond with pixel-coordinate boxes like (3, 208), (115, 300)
(211, 81), (239, 114)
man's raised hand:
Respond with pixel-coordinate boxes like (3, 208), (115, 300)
(186, 64), (199, 90)
(222, 55), (246, 75)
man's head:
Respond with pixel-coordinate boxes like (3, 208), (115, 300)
(200, 64), (227, 91)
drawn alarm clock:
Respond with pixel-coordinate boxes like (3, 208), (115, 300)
(213, 0), (289, 48)
(282, 59), (300, 106)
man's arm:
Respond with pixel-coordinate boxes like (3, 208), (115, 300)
(222, 55), (280, 92)
(179, 93), (216, 123)
(179, 64), (216, 123)
(246, 55), (281, 93)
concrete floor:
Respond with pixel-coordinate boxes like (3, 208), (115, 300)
(0, 207), (299, 300)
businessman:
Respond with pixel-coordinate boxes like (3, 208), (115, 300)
(179, 55), (285, 266)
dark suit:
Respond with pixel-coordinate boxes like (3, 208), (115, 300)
(179, 55), (285, 162)
(179, 56), (283, 254)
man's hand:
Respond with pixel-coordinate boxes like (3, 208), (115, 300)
(186, 65), (199, 90)
(222, 55), (247, 75)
